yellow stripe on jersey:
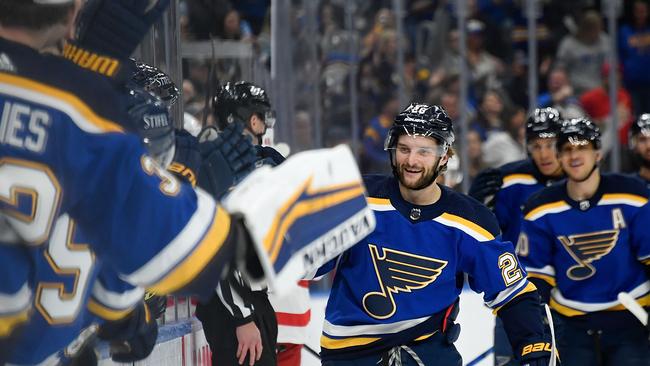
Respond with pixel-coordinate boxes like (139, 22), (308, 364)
(367, 197), (391, 206)
(0, 73), (124, 133)
(551, 293), (650, 317)
(493, 281), (537, 314)
(502, 174), (537, 188)
(87, 299), (135, 321)
(436, 212), (495, 241)
(264, 178), (366, 262)
(149, 206), (231, 294)
(524, 201), (570, 221)
(0, 309), (30, 338)
(598, 193), (648, 207)
(321, 334), (381, 349)
(527, 272), (557, 287)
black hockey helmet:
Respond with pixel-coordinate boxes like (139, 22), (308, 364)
(213, 81), (275, 130)
(131, 61), (179, 108)
(384, 103), (455, 151)
(526, 107), (562, 142)
(630, 113), (650, 142)
(126, 88), (176, 168)
(557, 117), (601, 150)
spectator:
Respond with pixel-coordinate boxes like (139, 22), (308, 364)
(472, 89), (506, 140)
(361, 93), (400, 174)
(481, 106), (527, 168)
(580, 63), (634, 153)
(537, 67), (584, 119)
(219, 8), (254, 42)
(467, 128), (486, 181)
(619, 0), (650, 115)
(185, 0), (232, 40)
(466, 19), (505, 93)
(556, 10), (609, 95)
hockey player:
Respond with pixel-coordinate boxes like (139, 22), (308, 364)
(315, 103), (555, 365)
(520, 117), (650, 365)
(469, 107), (564, 366)
(630, 114), (650, 190)
(0, 1), (371, 364)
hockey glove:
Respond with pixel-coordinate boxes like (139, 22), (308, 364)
(168, 129), (201, 187)
(197, 124), (258, 199)
(124, 88), (176, 168)
(144, 291), (167, 320)
(75, 0), (170, 60)
(518, 340), (559, 366)
(98, 301), (158, 363)
(468, 168), (503, 210)
(64, 0), (170, 82)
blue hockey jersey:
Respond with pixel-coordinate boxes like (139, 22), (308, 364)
(494, 160), (562, 246)
(317, 175), (536, 360)
(520, 174), (650, 323)
(0, 37), (235, 364)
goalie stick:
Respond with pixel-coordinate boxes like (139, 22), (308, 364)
(617, 292), (649, 326)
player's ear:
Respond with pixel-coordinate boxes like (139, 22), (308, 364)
(595, 149), (602, 162)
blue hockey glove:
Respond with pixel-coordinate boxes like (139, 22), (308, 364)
(168, 129), (201, 187)
(75, 0), (171, 60)
(98, 302), (158, 363)
(468, 168), (503, 210)
(197, 124), (258, 199)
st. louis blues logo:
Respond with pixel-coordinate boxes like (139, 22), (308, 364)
(558, 230), (619, 280)
(362, 245), (447, 319)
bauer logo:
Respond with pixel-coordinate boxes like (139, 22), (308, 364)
(302, 210), (374, 269)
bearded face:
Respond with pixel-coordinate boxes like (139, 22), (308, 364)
(391, 135), (446, 190)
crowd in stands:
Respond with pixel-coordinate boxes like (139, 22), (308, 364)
(177, 0), (650, 187)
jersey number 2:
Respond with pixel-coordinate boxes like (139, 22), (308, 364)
(498, 253), (523, 287)
(0, 159), (94, 324)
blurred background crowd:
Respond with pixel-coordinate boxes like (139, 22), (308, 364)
(168, 0), (650, 189)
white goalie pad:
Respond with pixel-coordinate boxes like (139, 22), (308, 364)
(223, 145), (375, 296)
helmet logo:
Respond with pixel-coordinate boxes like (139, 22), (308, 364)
(404, 103), (430, 115)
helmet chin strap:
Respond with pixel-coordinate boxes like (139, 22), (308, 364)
(574, 162), (599, 183)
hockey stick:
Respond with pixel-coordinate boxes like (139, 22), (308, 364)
(303, 343), (321, 359)
(543, 304), (557, 366)
(617, 292), (648, 326)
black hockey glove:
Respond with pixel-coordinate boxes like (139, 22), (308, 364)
(168, 129), (201, 187)
(197, 124), (258, 199)
(144, 291), (167, 320)
(75, 0), (170, 60)
(64, 0), (170, 82)
(98, 301), (158, 363)
(468, 168), (503, 210)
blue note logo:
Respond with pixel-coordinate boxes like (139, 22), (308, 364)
(558, 230), (618, 280)
(363, 245), (447, 319)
